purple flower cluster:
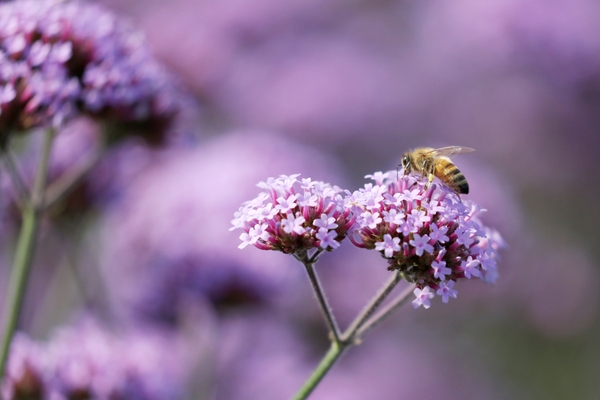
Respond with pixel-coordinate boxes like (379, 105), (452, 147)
(2, 318), (186, 400)
(0, 0), (180, 141)
(231, 174), (354, 254)
(233, 171), (503, 309)
(349, 171), (503, 309)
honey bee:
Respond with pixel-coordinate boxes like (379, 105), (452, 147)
(400, 146), (475, 194)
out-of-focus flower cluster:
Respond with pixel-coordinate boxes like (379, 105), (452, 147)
(349, 171), (503, 309)
(231, 174), (354, 254)
(0, 0), (181, 142)
(2, 318), (188, 400)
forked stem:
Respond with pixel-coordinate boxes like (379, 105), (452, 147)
(0, 128), (55, 379)
(293, 261), (415, 400)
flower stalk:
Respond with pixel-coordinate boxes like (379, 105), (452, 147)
(0, 128), (54, 379)
(354, 283), (416, 340)
(232, 172), (504, 399)
(341, 269), (403, 342)
(292, 264), (414, 400)
(300, 254), (341, 343)
(291, 341), (343, 400)
(1, 148), (30, 208)
(43, 145), (103, 210)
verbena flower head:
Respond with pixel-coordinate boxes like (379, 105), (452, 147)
(2, 318), (189, 400)
(232, 174), (354, 255)
(0, 0), (181, 144)
(349, 171), (504, 309)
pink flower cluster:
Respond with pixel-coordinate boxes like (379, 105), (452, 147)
(232, 171), (504, 308)
(349, 171), (503, 309)
(231, 174), (354, 254)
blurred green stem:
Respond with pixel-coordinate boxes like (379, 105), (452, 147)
(1, 147), (29, 209)
(44, 133), (104, 209)
(0, 128), (54, 379)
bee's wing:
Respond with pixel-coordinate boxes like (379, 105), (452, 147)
(428, 146), (475, 157)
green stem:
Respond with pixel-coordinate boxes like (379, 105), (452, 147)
(303, 261), (341, 343)
(341, 270), (402, 342)
(43, 148), (101, 209)
(0, 129), (54, 379)
(1, 147), (29, 207)
(291, 341), (344, 400)
(292, 270), (410, 398)
(43, 129), (105, 210)
(354, 283), (416, 340)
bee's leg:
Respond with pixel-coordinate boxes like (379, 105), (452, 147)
(425, 173), (434, 189)
(422, 160), (433, 189)
(423, 161), (434, 189)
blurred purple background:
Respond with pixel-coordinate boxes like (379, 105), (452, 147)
(2, 0), (600, 399)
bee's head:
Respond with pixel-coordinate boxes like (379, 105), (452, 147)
(401, 153), (412, 174)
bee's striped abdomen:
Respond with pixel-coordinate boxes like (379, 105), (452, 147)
(436, 160), (470, 195)
(455, 176), (469, 194)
